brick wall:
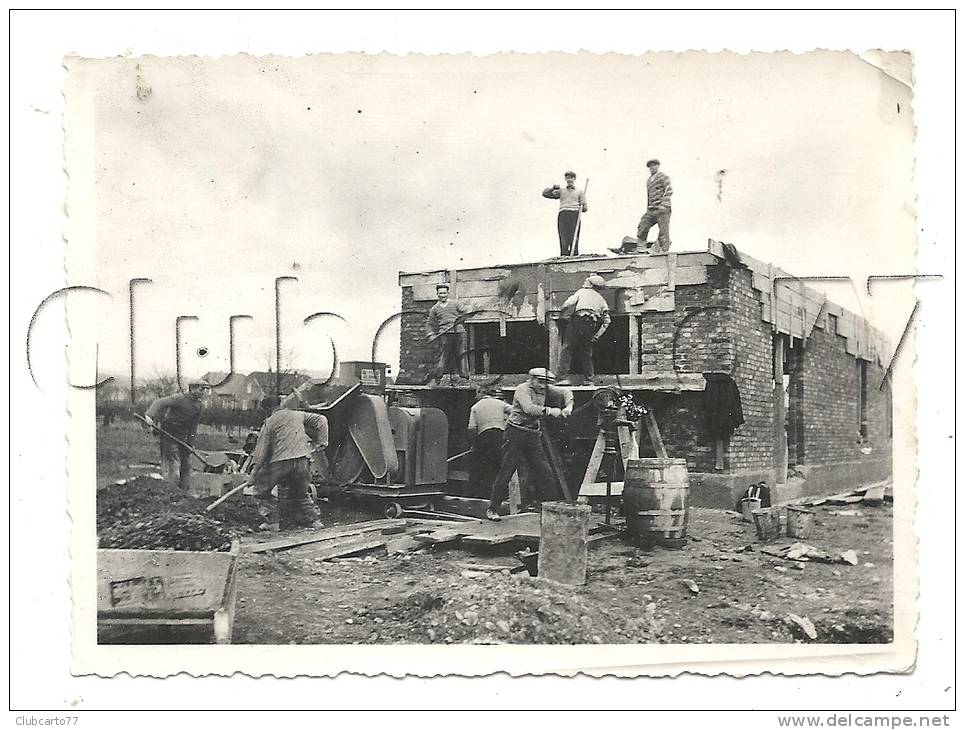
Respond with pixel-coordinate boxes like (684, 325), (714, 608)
(798, 320), (893, 469)
(398, 286), (437, 384)
(725, 266), (778, 473)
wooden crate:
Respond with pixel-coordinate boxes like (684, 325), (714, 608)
(97, 542), (241, 644)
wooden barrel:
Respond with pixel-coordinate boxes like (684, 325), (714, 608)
(622, 458), (690, 548)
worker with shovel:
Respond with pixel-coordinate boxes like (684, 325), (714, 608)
(143, 382), (206, 490)
(247, 400), (328, 531)
(542, 171), (587, 257)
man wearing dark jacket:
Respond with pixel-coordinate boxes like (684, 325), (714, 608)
(144, 384), (205, 490)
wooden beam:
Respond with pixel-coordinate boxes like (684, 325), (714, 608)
(548, 317), (562, 374)
(644, 410), (668, 459)
(628, 315), (641, 375)
(541, 427), (573, 502)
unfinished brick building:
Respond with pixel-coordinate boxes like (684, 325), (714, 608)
(392, 241), (893, 507)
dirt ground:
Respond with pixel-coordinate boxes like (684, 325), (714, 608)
(231, 503), (893, 645)
(97, 421), (894, 645)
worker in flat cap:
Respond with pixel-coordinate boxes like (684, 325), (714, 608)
(486, 367), (573, 521)
(425, 282), (474, 385)
(610, 158), (673, 255)
(543, 170), (587, 257)
(557, 275), (611, 384)
(143, 382), (207, 490)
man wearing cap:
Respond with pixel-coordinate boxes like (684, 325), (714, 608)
(558, 275), (611, 382)
(543, 171), (587, 257)
(486, 368), (573, 521)
(610, 159), (673, 255)
(247, 401), (328, 531)
(425, 283), (474, 384)
(143, 382), (207, 490)
(467, 385), (512, 498)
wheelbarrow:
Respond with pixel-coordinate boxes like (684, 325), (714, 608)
(97, 540), (241, 644)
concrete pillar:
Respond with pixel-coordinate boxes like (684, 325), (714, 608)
(538, 501), (591, 586)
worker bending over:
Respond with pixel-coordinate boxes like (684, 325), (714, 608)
(486, 368), (573, 521)
(248, 401), (329, 531)
(143, 382), (206, 490)
(558, 275), (611, 382)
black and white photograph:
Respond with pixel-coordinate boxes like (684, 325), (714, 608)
(10, 8), (956, 717)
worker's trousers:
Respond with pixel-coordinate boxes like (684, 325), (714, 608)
(252, 457), (320, 530)
(471, 428), (504, 499)
(431, 332), (466, 379)
(159, 433), (192, 490)
(637, 209), (671, 252)
(557, 210), (581, 256)
(558, 311), (600, 377)
(488, 425), (555, 511)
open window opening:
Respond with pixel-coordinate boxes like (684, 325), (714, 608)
(467, 321), (549, 375)
(558, 314), (631, 375)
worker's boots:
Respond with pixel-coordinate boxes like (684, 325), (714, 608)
(278, 486), (323, 531)
(255, 496), (280, 532)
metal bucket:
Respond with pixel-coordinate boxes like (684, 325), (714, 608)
(786, 505), (815, 539)
(740, 497), (762, 523)
(623, 458), (690, 549)
(752, 508), (783, 542)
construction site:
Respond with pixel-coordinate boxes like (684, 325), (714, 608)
(94, 233), (896, 647)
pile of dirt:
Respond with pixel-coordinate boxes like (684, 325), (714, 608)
(205, 498), (265, 532)
(97, 477), (205, 529)
(368, 571), (653, 644)
(98, 512), (234, 552)
(97, 475), (267, 538)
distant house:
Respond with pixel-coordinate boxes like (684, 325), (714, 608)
(246, 371), (311, 404)
(202, 372), (262, 411)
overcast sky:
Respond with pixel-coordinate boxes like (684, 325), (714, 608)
(65, 51), (915, 383)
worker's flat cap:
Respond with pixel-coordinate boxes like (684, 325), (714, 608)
(564, 170), (576, 177)
(435, 283), (450, 291)
(586, 274), (606, 288)
(528, 367), (556, 381)
(646, 158), (660, 166)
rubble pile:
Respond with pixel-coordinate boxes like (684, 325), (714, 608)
(369, 571), (651, 644)
(98, 512), (234, 552)
(97, 477), (203, 529)
(97, 476), (266, 544)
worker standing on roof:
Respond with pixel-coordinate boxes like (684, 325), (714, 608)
(557, 275), (611, 384)
(611, 158), (673, 255)
(467, 385), (512, 499)
(486, 368), (573, 521)
(425, 283), (473, 385)
(143, 382), (206, 490)
(543, 171), (587, 257)
(247, 399), (328, 531)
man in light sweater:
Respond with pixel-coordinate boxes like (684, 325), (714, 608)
(425, 283), (473, 385)
(248, 402), (329, 531)
(486, 368), (573, 521)
(558, 275), (611, 382)
(542, 171), (587, 257)
(467, 386), (512, 499)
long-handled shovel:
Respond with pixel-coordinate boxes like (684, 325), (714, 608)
(567, 178), (590, 256)
(134, 413), (230, 470)
(206, 480), (250, 512)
